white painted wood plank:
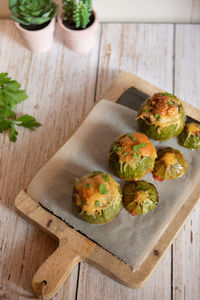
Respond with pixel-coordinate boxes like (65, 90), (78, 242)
(96, 23), (174, 101)
(0, 20), (101, 299)
(173, 24), (200, 300)
(77, 23), (174, 300)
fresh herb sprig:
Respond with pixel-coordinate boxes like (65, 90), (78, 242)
(0, 73), (41, 142)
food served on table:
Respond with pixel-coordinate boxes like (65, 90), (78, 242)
(153, 147), (188, 181)
(123, 181), (159, 216)
(72, 171), (122, 224)
(136, 92), (186, 141)
(179, 122), (200, 149)
(108, 132), (157, 181)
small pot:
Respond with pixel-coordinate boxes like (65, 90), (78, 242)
(58, 10), (98, 53)
(14, 18), (55, 53)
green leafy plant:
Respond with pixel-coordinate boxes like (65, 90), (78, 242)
(9, 0), (58, 25)
(0, 73), (41, 142)
(62, 0), (92, 29)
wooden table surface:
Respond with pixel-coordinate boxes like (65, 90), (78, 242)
(0, 20), (199, 300)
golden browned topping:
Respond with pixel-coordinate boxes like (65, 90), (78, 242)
(75, 173), (119, 215)
(161, 152), (178, 166)
(136, 93), (181, 129)
(186, 123), (200, 135)
(116, 132), (157, 164)
(133, 190), (148, 203)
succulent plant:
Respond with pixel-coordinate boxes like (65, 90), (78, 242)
(9, 0), (58, 26)
(62, 0), (92, 29)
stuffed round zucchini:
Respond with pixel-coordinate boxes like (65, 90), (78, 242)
(72, 171), (122, 224)
(137, 92), (186, 141)
(179, 122), (200, 150)
(153, 147), (188, 181)
(123, 181), (159, 216)
(108, 132), (157, 181)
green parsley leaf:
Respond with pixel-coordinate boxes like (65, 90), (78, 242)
(144, 109), (150, 112)
(99, 184), (108, 195)
(85, 183), (92, 189)
(9, 124), (18, 142)
(95, 200), (100, 207)
(0, 73), (41, 142)
(133, 143), (147, 155)
(0, 118), (11, 133)
(133, 153), (138, 159)
(14, 115), (41, 131)
(102, 173), (109, 182)
(128, 133), (136, 141)
(80, 201), (85, 206)
(113, 145), (122, 152)
(0, 107), (16, 118)
(0, 73), (28, 108)
(122, 151), (128, 157)
(92, 171), (102, 176)
(168, 99), (174, 105)
(162, 92), (176, 99)
(155, 113), (161, 120)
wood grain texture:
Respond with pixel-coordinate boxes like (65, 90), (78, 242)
(15, 191), (96, 299)
(0, 20), (100, 300)
(0, 21), (200, 300)
(77, 24), (174, 300)
(13, 71), (200, 298)
(173, 24), (200, 300)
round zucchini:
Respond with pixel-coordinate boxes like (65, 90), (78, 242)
(108, 132), (157, 181)
(123, 181), (159, 216)
(137, 92), (186, 141)
(72, 171), (122, 224)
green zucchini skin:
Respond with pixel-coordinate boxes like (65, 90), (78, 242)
(108, 152), (155, 181)
(137, 93), (186, 141)
(179, 123), (200, 149)
(123, 181), (159, 215)
(108, 132), (157, 181)
(153, 147), (188, 181)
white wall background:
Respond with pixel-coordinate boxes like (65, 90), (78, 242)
(1, 0), (200, 22)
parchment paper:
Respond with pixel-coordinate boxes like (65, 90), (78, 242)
(28, 99), (200, 268)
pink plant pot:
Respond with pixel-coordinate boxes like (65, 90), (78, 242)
(58, 10), (98, 53)
(14, 18), (56, 53)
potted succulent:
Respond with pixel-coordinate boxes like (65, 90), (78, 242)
(58, 0), (98, 53)
(9, 0), (58, 52)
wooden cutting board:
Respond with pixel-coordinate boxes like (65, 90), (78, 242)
(15, 72), (200, 300)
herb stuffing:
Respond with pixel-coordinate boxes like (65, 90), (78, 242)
(92, 171), (101, 176)
(168, 99), (174, 105)
(122, 151), (128, 157)
(95, 200), (100, 207)
(162, 92), (176, 99)
(99, 183), (108, 195)
(102, 173), (109, 182)
(133, 143), (147, 155)
(113, 145), (122, 152)
(155, 113), (161, 120)
(0, 73), (41, 142)
(85, 183), (92, 189)
(128, 133), (136, 141)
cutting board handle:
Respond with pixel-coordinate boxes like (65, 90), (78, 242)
(32, 239), (81, 299)
(15, 191), (96, 299)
